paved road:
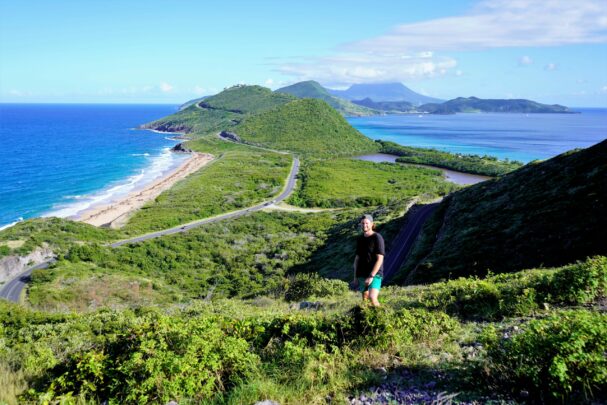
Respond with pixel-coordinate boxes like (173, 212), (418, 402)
(383, 203), (440, 282)
(0, 260), (55, 302)
(111, 157), (299, 247)
(0, 157), (299, 302)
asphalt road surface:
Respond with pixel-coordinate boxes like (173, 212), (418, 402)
(0, 260), (55, 302)
(382, 203), (440, 282)
(111, 157), (299, 247)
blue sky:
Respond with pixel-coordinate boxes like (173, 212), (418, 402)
(1, 0), (606, 106)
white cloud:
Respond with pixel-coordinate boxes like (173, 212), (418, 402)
(159, 82), (173, 92)
(274, 0), (606, 86)
(264, 78), (275, 87)
(544, 63), (558, 71)
(455, 70), (464, 76)
(519, 56), (533, 65)
(277, 52), (457, 87)
(347, 0), (607, 52)
(601, 85), (607, 93)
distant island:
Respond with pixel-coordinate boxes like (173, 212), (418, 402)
(418, 96), (575, 114)
(177, 81), (576, 117)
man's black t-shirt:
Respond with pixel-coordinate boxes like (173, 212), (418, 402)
(355, 232), (385, 278)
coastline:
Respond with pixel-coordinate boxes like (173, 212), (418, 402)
(74, 152), (213, 228)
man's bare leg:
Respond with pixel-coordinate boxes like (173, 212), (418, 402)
(369, 288), (380, 307)
(362, 290), (370, 301)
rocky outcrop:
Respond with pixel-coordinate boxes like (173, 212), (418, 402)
(171, 143), (192, 153)
(219, 131), (241, 142)
(0, 245), (54, 283)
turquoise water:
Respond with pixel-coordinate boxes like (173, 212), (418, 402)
(348, 109), (607, 163)
(0, 104), (184, 228)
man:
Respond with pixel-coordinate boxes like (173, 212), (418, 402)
(353, 214), (384, 307)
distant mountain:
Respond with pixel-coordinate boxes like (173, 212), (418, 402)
(351, 98), (414, 113)
(275, 81), (376, 116)
(329, 82), (443, 105)
(419, 97), (574, 114)
(397, 139), (607, 284)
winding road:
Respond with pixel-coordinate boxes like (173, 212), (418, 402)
(1, 155), (438, 302)
(0, 158), (299, 301)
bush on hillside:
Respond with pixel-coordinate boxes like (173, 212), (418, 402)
(480, 310), (607, 402)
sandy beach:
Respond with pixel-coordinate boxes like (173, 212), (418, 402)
(75, 152), (214, 228)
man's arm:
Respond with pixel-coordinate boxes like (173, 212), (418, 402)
(365, 254), (384, 285)
(353, 255), (359, 281)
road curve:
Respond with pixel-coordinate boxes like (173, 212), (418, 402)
(0, 260), (55, 302)
(383, 203), (439, 282)
(111, 157), (299, 247)
(0, 158), (300, 302)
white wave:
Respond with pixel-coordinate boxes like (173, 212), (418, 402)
(131, 153), (150, 157)
(43, 148), (189, 220)
(0, 217), (23, 231)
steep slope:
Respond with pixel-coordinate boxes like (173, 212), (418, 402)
(400, 139), (607, 284)
(141, 85), (296, 135)
(419, 97), (573, 114)
(233, 99), (379, 157)
(276, 81), (376, 116)
(329, 82), (443, 104)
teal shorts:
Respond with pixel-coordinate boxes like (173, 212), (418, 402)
(357, 275), (382, 292)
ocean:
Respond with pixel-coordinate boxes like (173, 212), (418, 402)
(347, 109), (607, 163)
(1, 105), (606, 230)
(0, 104), (185, 229)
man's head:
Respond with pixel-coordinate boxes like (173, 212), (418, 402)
(360, 214), (374, 234)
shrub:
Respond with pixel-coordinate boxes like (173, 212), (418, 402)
(480, 310), (607, 402)
(284, 273), (349, 302)
(539, 255), (607, 305)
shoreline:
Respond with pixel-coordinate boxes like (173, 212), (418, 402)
(355, 153), (490, 185)
(74, 152), (214, 228)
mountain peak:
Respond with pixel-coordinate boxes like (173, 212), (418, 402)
(328, 82), (443, 105)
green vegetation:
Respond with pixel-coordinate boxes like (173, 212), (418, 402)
(399, 140), (607, 283)
(351, 97), (414, 113)
(122, 149), (291, 234)
(141, 85), (295, 136)
(419, 96), (573, 114)
(481, 310), (607, 402)
(288, 158), (458, 208)
(0, 217), (117, 258)
(275, 80), (377, 116)
(2, 256), (605, 403)
(1, 81), (603, 404)
(378, 140), (523, 176)
(234, 99), (379, 157)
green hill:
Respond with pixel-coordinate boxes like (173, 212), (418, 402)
(351, 97), (414, 113)
(276, 80), (377, 116)
(398, 140), (607, 284)
(233, 98), (379, 157)
(419, 96), (574, 114)
(141, 85), (296, 135)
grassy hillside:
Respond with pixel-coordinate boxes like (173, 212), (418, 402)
(399, 140), (607, 283)
(288, 158), (458, 208)
(276, 80), (377, 116)
(352, 97), (414, 113)
(378, 140), (523, 176)
(234, 99), (380, 157)
(141, 85), (295, 135)
(3, 255), (605, 403)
